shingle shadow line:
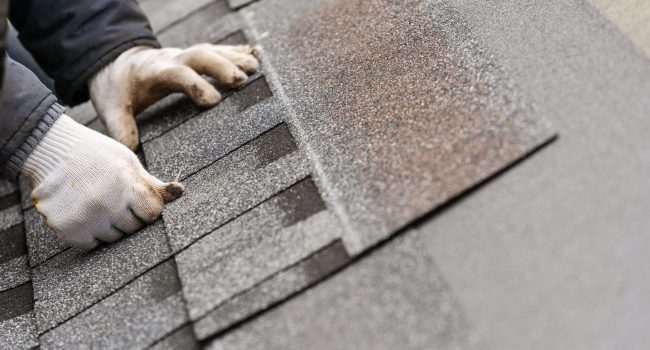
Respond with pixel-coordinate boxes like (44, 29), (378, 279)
(140, 74), (265, 146)
(178, 119), (284, 182)
(28, 246), (72, 270)
(149, 238), (346, 348)
(37, 174), (310, 335)
(0, 279), (30, 295)
(197, 239), (351, 345)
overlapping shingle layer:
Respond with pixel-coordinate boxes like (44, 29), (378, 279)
(1, 0), (555, 348)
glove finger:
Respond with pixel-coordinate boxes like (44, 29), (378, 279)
(95, 225), (125, 244)
(179, 49), (248, 88)
(211, 47), (259, 74)
(113, 209), (146, 234)
(216, 44), (261, 59)
(59, 230), (99, 251)
(139, 169), (185, 204)
(157, 65), (221, 107)
(98, 106), (140, 151)
(131, 181), (165, 223)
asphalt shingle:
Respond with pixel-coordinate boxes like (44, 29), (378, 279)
(205, 229), (474, 350)
(139, 0), (220, 33)
(248, 0), (555, 254)
(66, 101), (96, 126)
(193, 239), (351, 340)
(162, 122), (309, 251)
(0, 224), (30, 292)
(176, 177), (344, 322)
(150, 325), (200, 350)
(0, 311), (38, 349)
(142, 87), (281, 181)
(0, 205), (22, 232)
(137, 74), (267, 143)
(24, 207), (69, 267)
(157, 0), (242, 48)
(39, 260), (187, 350)
(0, 179), (17, 199)
(32, 220), (170, 333)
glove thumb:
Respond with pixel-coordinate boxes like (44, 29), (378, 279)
(98, 105), (140, 151)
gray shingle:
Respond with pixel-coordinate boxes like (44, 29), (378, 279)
(157, 1), (243, 47)
(0, 178), (17, 199)
(205, 229), (475, 350)
(0, 282), (33, 322)
(18, 175), (33, 210)
(176, 177), (344, 321)
(248, 0), (555, 254)
(0, 223), (30, 292)
(150, 325), (200, 350)
(24, 207), (69, 267)
(193, 240), (351, 339)
(142, 93), (282, 181)
(0, 205), (22, 231)
(40, 260), (187, 350)
(0, 311), (38, 349)
(32, 220), (170, 333)
(139, 0), (218, 33)
(85, 117), (109, 135)
(163, 122), (309, 251)
(137, 74), (267, 143)
(0, 256), (30, 293)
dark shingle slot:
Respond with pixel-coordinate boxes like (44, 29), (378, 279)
(213, 30), (247, 46)
(275, 177), (326, 228)
(0, 224), (26, 264)
(149, 324), (200, 350)
(0, 282), (34, 322)
(0, 191), (20, 212)
(251, 122), (298, 169)
(232, 77), (273, 114)
(193, 239), (351, 340)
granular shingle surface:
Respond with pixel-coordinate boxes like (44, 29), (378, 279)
(2, 0), (601, 347)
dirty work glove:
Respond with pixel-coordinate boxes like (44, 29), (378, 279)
(20, 114), (184, 250)
(89, 44), (260, 150)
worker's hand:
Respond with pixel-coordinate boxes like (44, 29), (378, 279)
(20, 114), (184, 250)
(89, 44), (260, 150)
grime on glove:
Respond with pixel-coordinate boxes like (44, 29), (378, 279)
(21, 115), (184, 250)
(89, 44), (260, 150)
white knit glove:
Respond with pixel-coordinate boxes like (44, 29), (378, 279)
(89, 44), (260, 150)
(20, 114), (184, 250)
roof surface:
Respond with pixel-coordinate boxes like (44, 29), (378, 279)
(1, 0), (649, 349)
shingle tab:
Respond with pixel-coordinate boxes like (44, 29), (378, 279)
(143, 95), (282, 181)
(193, 240), (351, 339)
(162, 121), (309, 251)
(157, 1), (243, 47)
(137, 74), (267, 143)
(24, 207), (69, 267)
(150, 325), (200, 350)
(40, 260), (187, 350)
(0, 311), (38, 349)
(0, 205), (22, 232)
(32, 220), (171, 333)
(0, 256), (30, 292)
(0, 178), (17, 199)
(205, 229), (474, 350)
(139, 0), (221, 33)
(248, 0), (555, 253)
(0, 282), (33, 322)
(176, 177), (344, 321)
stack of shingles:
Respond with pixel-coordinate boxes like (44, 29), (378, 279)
(0, 179), (38, 348)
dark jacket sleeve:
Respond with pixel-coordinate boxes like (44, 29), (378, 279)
(9, 0), (160, 106)
(0, 57), (63, 178)
(1, 0), (159, 179)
